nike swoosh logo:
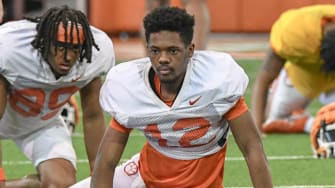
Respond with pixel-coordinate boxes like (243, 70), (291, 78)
(189, 96), (201, 105)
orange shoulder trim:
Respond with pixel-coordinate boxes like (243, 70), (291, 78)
(224, 97), (248, 120)
(110, 118), (132, 133)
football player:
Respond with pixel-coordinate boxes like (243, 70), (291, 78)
(0, 5), (115, 188)
(252, 5), (335, 134)
(72, 7), (272, 188)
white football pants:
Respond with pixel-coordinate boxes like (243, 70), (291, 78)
(70, 153), (146, 188)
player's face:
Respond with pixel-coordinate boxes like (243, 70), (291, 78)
(147, 31), (194, 84)
(48, 44), (80, 78)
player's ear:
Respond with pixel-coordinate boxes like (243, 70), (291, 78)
(187, 43), (195, 57)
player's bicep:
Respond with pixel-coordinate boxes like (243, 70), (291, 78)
(262, 48), (285, 78)
(229, 111), (262, 155)
(95, 126), (130, 170)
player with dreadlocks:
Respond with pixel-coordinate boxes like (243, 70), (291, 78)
(29, 6), (98, 65)
(0, 5), (115, 188)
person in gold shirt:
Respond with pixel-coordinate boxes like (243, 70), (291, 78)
(252, 4), (335, 134)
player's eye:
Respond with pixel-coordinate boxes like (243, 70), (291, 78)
(148, 48), (160, 55)
(168, 48), (179, 55)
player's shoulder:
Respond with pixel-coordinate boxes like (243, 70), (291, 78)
(193, 50), (234, 62)
(90, 26), (112, 42)
(274, 4), (335, 28)
(297, 4), (335, 14)
(85, 26), (115, 73)
(0, 20), (37, 67)
(0, 20), (35, 32)
(192, 50), (243, 73)
(105, 57), (150, 80)
(0, 20), (36, 42)
(191, 50), (248, 87)
(89, 25), (114, 48)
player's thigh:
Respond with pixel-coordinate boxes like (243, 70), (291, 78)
(14, 123), (77, 168)
(114, 153), (146, 188)
(267, 69), (311, 119)
(70, 154), (145, 188)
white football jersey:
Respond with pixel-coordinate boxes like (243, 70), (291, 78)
(100, 51), (248, 160)
(0, 20), (115, 139)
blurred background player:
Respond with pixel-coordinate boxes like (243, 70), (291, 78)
(252, 4), (335, 135)
(0, 5), (115, 188)
(144, 0), (210, 50)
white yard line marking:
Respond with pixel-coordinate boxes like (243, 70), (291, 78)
(226, 155), (314, 160)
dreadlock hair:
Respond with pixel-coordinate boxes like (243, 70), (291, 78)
(28, 5), (99, 63)
(321, 29), (335, 73)
(143, 7), (194, 47)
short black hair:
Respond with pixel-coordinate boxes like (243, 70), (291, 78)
(27, 5), (99, 63)
(143, 7), (195, 46)
(321, 29), (335, 72)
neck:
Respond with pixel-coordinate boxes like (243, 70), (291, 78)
(160, 83), (180, 101)
(160, 73), (185, 101)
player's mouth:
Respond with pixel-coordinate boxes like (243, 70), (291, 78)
(158, 66), (172, 75)
(59, 63), (72, 72)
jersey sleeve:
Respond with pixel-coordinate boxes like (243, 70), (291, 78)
(223, 97), (248, 120)
(0, 51), (4, 74)
(110, 118), (132, 133)
(90, 26), (115, 75)
(199, 51), (248, 115)
(99, 68), (116, 115)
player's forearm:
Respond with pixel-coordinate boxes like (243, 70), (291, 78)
(252, 49), (286, 125)
(91, 128), (128, 188)
(83, 117), (106, 171)
(91, 169), (115, 188)
(251, 74), (270, 130)
(248, 159), (273, 188)
(245, 148), (273, 187)
(91, 154), (117, 188)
